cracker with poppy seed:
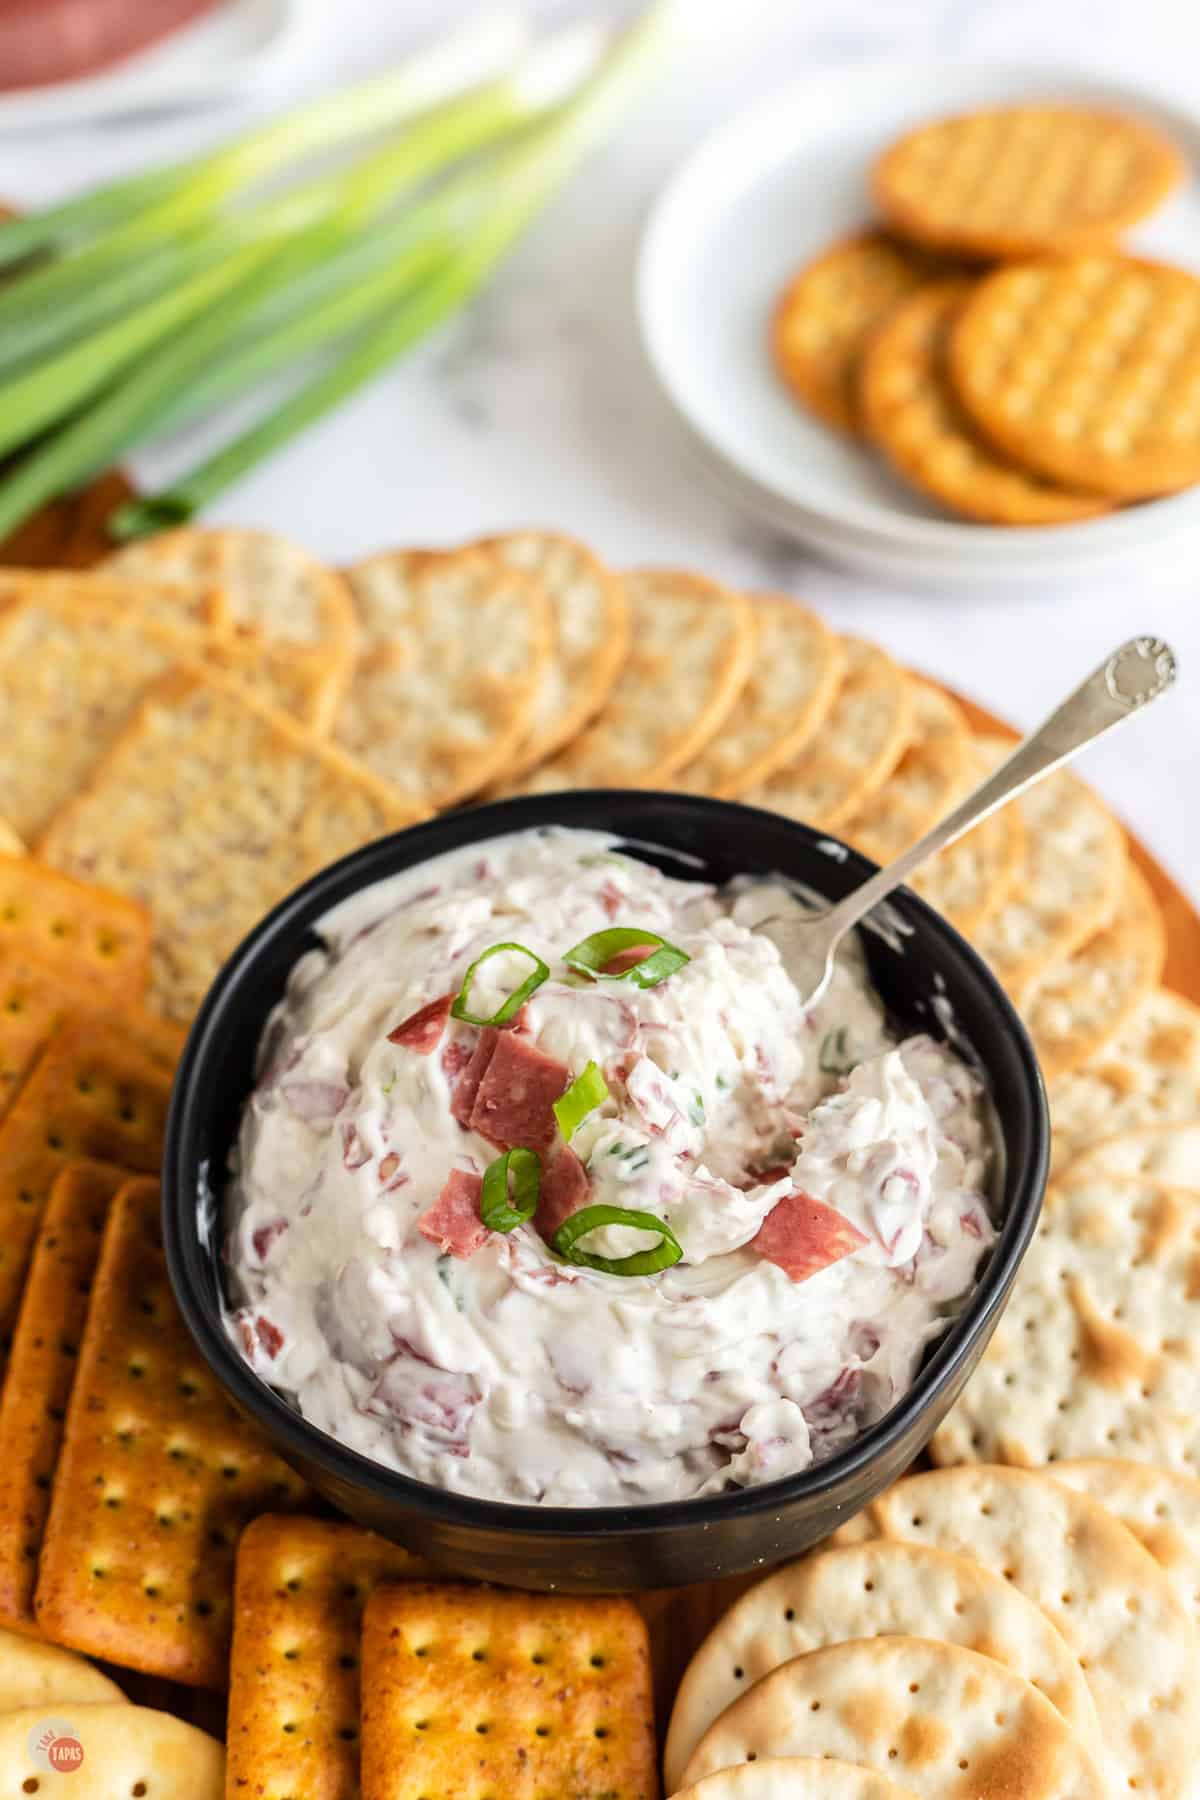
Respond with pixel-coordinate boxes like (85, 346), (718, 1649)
(0, 1160), (128, 1634)
(359, 1581), (659, 1800)
(836, 1464), (1200, 1800)
(39, 665), (423, 1022)
(35, 1179), (309, 1686)
(663, 1539), (1102, 1792)
(679, 1637), (1107, 1799)
(0, 852), (151, 1003)
(1048, 987), (1200, 1173)
(931, 1174), (1200, 1478)
(226, 1515), (425, 1800)
(0, 1015), (169, 1351)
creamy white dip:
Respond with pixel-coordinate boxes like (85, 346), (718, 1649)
(225, 828), (994, 1506)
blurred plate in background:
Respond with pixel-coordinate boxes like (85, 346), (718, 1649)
(637, 59), (1200, 589)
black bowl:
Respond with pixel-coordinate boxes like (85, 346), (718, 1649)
(163, 791), (1047, 1592)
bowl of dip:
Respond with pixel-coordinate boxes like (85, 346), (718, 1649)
(163, 790), (1048, 1591)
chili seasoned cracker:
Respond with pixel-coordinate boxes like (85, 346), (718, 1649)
(663, 1539), (1101, 1791)
(0, 1016), (169, 1349)
(843, 1464), (1200, 1800)
(227, 1515), (425, 1800)
(950, 255), (1200, 498)
(679, 1637), (1106, 1799)
(673, 596), (845, 798)
(40, 665), (422, 1022)
(874, 105), (1181, 259)
(360, 1582), (659, 1800)
(0, 1160), (128, 1633)
(35, 1179), (309, 1686)
(340, 546), (553, 807)
(859, 282), (1111, 524)
(0, 853), (150, 1003)
(742, 636), (914, 829)
(511, 569), (753, 794)
(0, 1701), (223, 1797)
(771, 230), (962, 433)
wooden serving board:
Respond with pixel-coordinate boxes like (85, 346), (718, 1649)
(6, 473), (1199, 1743)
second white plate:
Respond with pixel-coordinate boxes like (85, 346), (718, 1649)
(637, 59), (1200, 587)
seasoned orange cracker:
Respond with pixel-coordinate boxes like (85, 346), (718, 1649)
(950, 255), (1200, 499)
(874, 105), (1182, 258)
(0, 854), (150, 1002)
(742, 636), (914, 828)
(859, 282), (1111, 523)
(841, 680), (971, 864)
(1020, 859), (1166, 1077)
(512, 568), (754, 794)
(41, 665), (422, 1022)
(480, 530), (632, 779)
(0, 1160), (127, 1633)
(360, 1582), (659, 1800)
(105, 524), (357, 663)
(35, 1179), (309, 1686)
(0, 1017), (168, 1350)
(771, 230), (962, 433)
(673, 596), (845, 798)
(227, 1515), (424, 1800)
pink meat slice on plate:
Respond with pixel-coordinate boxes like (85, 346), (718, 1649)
(752, 1190), (869, 1282)
(418, 1169), (489, 1260)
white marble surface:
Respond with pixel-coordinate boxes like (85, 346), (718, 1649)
(5, 0), (1199, 893)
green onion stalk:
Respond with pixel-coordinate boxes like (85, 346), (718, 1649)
(111, 0), (677, 538)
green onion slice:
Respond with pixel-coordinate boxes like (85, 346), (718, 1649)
(480, 1147), (541, 1234)
(551, 1204), (683, 1277)
(451, 941), (549, 1026)
(562, 926), (689, 989)
(819, 1026), (856, 1075)
(553, 1060), (609, 1142)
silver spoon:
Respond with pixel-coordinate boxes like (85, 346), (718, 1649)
(766, 636), (1179, 1010)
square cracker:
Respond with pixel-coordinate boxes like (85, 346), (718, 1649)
(0, 1015), (170, 1350)
(40, 665), (422, 1022)
(35, 1179), (309, 1687)
(0, 946), (184, 1123)
(227, 1514), (424, 1799)
(0, 853), (151, 1002)
(0, 1159), (128, 1633)
(360, 1581), (659, 1800)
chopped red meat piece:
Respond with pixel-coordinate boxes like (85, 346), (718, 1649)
(441, 1037), (473, 1082)
(468, 1032), (569, 1152)
(536, 1147), (591, 1242)
(602, 943), (659, 975)
(752, 1190), (869, 1283)
(387, 991), (454, 1053)
(449, 1029), (498, 1127)
(418, 1169), (489, 1260)
(255, 1316), (284, 1358)
(250, 1218), (288, 1262)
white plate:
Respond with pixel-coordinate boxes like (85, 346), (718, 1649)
(0, 0), (307, 130)
(637, 59), (1200, 586)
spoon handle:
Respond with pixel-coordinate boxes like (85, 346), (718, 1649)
(818, 636), (1178, 948)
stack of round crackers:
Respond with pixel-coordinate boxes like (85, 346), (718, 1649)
(772, 101), (1200, 523)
